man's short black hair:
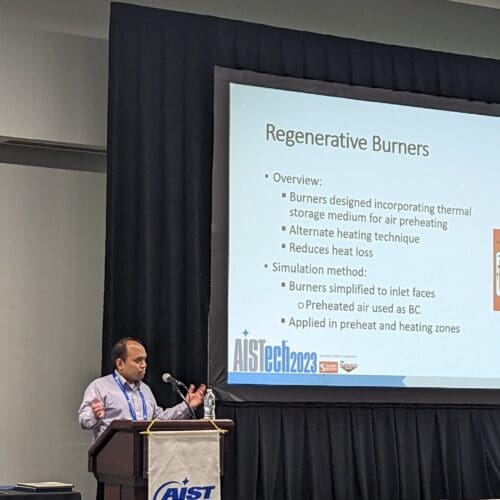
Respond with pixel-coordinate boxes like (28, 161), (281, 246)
(111, 338), (144, 369)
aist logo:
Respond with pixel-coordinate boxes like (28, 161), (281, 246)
(153, 478), (216, 500)
(233, 329), (318, 374)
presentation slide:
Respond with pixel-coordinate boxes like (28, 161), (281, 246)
(226, 80), (500, 389)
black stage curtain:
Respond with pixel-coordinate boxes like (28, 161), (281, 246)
(220, 403), (500, 500)
(105, 3), (500, 498)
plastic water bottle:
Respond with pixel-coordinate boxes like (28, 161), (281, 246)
(203, 388), (216, 419)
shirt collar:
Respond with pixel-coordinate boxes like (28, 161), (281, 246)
(114, 370), (141, 390)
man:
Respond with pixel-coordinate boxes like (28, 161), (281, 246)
(78, 337), (206, 441)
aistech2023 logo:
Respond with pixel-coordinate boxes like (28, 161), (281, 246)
(152, 478), (216, 500)
(232, 329), (318, 374)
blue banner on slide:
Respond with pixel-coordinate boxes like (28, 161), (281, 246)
(227, 372), (406, 387)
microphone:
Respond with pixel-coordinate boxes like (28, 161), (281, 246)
(162, 372), (188, 390)
(161, 373), (196, 419)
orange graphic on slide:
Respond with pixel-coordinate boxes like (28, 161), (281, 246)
(494, 230), (500, 311)
(319, 361), (338, 374)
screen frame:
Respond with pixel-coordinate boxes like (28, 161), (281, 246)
(209, 65), (500, 403)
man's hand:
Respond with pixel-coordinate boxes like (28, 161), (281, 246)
(186, 383), (207, 408)
(91, 398), (105, 419)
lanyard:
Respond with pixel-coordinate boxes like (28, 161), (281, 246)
(113, 372), (148, 420)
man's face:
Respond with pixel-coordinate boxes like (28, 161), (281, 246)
(116, 341), (147, 384)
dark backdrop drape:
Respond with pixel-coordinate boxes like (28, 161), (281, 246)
(105, 3), (500, 498)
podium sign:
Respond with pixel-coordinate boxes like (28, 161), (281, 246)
(88, 420), (233, 500)
(148, 430), (220, 500)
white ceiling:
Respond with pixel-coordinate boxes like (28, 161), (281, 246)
(450, 0), (500, 8)
(1, 0), (500, 59)
(0, 0), (150, 39)
(0, 0), (295, 39)
(1, 0), (500, 40)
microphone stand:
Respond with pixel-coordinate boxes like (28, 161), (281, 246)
(172, 381), (197, 419)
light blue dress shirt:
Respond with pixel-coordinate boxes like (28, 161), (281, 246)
(78, 371), (190, 441)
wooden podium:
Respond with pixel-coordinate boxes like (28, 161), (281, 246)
(88, 419), (234, 500)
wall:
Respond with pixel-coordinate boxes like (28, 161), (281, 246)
(0, 25), (107, 148)
(0, 163), (106, 498)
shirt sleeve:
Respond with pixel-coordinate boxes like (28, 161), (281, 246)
(78, 381), (105, 430)
(151, 392), (191, 420)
